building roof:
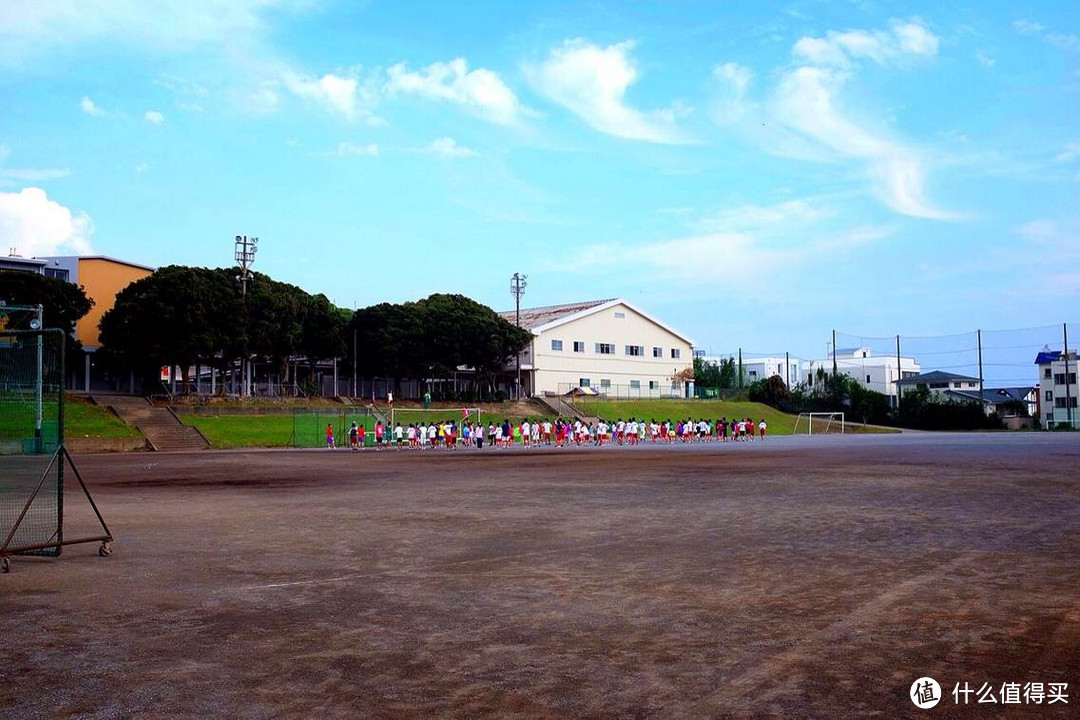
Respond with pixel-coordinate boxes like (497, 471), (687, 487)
(896, 369), (980, 385)
(499, 299), (615, 330)
(946, 387), (1036, 405)
(1035, 349), (1062, 364)
(38, 255), (156, 272)
(500, 297), (695, 347)
(1, 255), (47, 268)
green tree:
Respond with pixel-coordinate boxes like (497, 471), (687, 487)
(99, 265), (240, 392)
(0, 270), (93, 335)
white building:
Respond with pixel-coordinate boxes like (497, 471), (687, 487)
(695, 353), (802, 387)
(803, 346), (921, 407)
(1036, 348), (1078, 427)
(501, 298), (694, 397)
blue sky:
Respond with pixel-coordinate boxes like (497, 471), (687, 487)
(1, 0), (1077, 363)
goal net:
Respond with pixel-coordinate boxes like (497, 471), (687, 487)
(792, 412), (845, 435)
(1, 327), (113, 572)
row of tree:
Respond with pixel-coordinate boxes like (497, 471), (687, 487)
(88, 265), (531, 396)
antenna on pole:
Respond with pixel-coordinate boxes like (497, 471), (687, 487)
(510, 272), (527, 400)
(235, 235), (258, 297)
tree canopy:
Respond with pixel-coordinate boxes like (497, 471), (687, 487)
(0, 270), (93, 335)
(99, 265), (527, 396)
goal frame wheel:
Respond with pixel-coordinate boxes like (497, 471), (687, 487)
(1, 557), (10, 573)
(98, 541), (112, 557)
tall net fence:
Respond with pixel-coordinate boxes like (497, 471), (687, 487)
(291, 407), (375, 447)
(832, 322), (1080, 423)
(1, 329), (64, 557)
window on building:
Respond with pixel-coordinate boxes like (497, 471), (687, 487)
(670, 348), (681, 359)
(614, 311), (625, 319)
(551, 339), (563, 351)
(1045, 390), (1053, 401)
(573, 341), (585, 353)
(625, 345), (644, 356)
(629, 380), (640, 389)
(600, 379), (611, 389)
(649, 380), (658, 390)
(862, 350), (867, 358)
(579, 378), (590, 387)
(1047, 412), (1054, 421)
(1044, 368), (1052, 378)
(44, 268), (69, 282)
(749, 370), (758, 378)
(1055, 397), (1078, 408)
(930, 383), (948, 389)
(595, 343), (615, 355)
(866, 374), (871, 383)
(652, 347), (662, 358)
(1054, 373), (1077, 385)
(967, 382), (977, 388)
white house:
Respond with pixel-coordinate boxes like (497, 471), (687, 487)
(501, 298), (694, 397)
(803, 347), (921, 407)
(1036, 348), (1078, 427)
(895, 370), (982, 400)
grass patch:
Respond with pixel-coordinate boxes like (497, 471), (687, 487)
(179, 414), (295, 449)
(66, 398), (142, 439)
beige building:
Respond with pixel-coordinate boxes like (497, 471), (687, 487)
(501, 298), (694, 397)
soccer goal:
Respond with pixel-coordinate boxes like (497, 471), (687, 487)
(390, 407), (482, 429)
(792, 412), (845, 435)
(1, 327), (113, 573)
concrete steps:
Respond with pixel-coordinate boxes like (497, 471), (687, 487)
(95, 395), (209, 452)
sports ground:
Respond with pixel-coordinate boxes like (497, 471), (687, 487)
(1, 433), (1078, 718)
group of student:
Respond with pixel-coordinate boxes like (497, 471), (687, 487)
(325, 416), (768, 450)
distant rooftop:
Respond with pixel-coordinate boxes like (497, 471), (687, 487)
(896, 370), (980, 385)
(499, 299), (615, 331)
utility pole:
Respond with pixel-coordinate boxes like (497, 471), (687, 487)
(234, 235), (258, 397)
(510, 272), (527, 400)
(33, 304), (43, 448)
(976, 328), (984, 397)
(895, 335), (903, 408)
(1065, 323), (1073, 427)
(738, 348), (743, 389)
(832, 329), (838, 377)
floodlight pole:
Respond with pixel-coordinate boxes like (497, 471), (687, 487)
(510, 272), (527, 400)
(235, 235), (258, 397)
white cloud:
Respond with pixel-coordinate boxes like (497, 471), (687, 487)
(974, 52), (996, 68)
(0, 187), (92, 256)
(792, 20), (939, 68)
(0, 0), (287, 67)
(330, 142), (379, 157)
(135, 163), (149, 173)
(386, 58), (526, 126)
(144, 109), (164, 124)
(283, 71), (380, 123)
(422, 137), (475, 158)
(0, 146), (71, 185)
(1056, 142), (1080, 163)
(1045, 33), (1080, 51)
(1013, 19), (1045, 36)
(80, 96), (105, 117)
(769, 66), (957, 220)
(525, 39), (691, 144)
(694, 199), (825, 233)
(711, 62), (754, 123)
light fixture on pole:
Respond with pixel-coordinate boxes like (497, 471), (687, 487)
(510, 272), (527, 400)
(235, 235), (258, 396)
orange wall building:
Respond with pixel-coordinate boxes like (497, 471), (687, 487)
(38, 255), (154, 390)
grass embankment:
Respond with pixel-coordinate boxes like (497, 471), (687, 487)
(66, 398), (142, 439)
(181, 404), (556, 449)
(0, 397), (139, 440)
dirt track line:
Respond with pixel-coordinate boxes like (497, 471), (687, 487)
(234, 523), (733, 592)
(666, 512), (1074, 718)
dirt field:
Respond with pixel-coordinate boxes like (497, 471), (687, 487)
(2, 434), (1078, 718)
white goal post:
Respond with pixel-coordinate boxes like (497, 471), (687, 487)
(389, 407), (482, 428)
(792, 412), (845, 435)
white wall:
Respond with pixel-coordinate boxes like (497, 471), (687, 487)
(530, 302), (692, 395)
